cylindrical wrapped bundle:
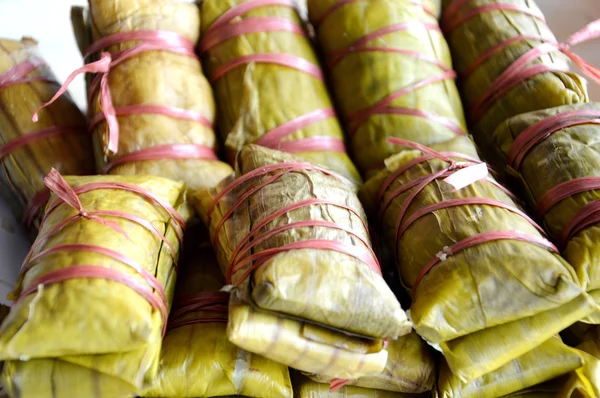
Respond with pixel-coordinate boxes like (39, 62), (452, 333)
(440, 0), (590, 157)
(292, 372), (424, 398)
(359, 137), (597, 382)
(435, 337), (585, 398)
(66, 0), (232, 193)
(195, 144), (409, 377)
(306, 331), (436, 394)
(491, 103), (600, 321)
(141, 227), (293, 398)
(0, 38), (94, 230)
(200, 0), (361, 184)
(0, 172), (189, 396)
(307, 0), (466, 177)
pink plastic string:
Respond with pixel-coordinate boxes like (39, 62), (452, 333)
(507, 109), (600, 172)
(102, 144), (218, 173)
(561, 200), (600, 249)
(31, 30), (198, 154)
(209, 162), (380, 284)
(0, 126), (82, 161)
(0, 57), (56, 90)
(534, 177), (600, 220)
(443, 1), (600, 124)
(167, 292), (230, 331)
(412, 230), (558, 295)
(22, 188), (50, 228)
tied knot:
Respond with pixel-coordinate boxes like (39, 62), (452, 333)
(436, 246), (452, 261)
(80, 211), (91, 219)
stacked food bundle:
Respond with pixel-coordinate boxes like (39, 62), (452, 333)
(441, 3), (600, 313)
(0, 38), (94, 230)
(309, 0), (600, 396)
(0, 0), (599, 396)
(68, 0), (232, 193)
(200, 0), (361, 184)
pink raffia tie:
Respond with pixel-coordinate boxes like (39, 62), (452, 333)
(15, 169), (187, 336)
(443, 1), (600, 124)
(505, 109), (600, 249)
(201, 0), (347, 158)
(207, 162), (380, 286)
(167, 292), (230, 331)
(31, 30), (199, 155)
(314, 2), (466, 151)
(377, 138), (555, 296)
(0, 58), (86, 227)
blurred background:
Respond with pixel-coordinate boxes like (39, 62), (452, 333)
(0, 0), (598, 303)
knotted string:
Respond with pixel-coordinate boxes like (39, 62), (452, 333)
(443, 1), (600, 124)
(15, 169), (186, 335)
(376, 139), (554, 296)
(202, 0), (347, 158)
(208, 161), (380, 286)
(31, 30), (202, 156)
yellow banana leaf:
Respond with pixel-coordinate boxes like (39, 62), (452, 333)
(195, 144), (409, 377)
(0, 173), (188, 396)
(141, 227), (292, 398)
(200, 0), (361, 184)
(0, 38), (94, 230)
(72, 0), (232, 193)
(306, 331), (436, 393)
(307, 0), (466, 177)
(491, 103), (600, 322)
(440, 0), (588, 157)
(292, 372), (425, 398)
(436, 337), (584, 398)
(359, 137), (596, 382)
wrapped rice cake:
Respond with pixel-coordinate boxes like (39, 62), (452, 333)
(440, 0), (591, 157)
(65, 0), (232, 193)
(436, 337), (585, 398)
(0, 171), (188, 397)
(0, 38), (94, 230)
(141, 227), (292, 398)
(195, 144), (409, 377)
(307, 331), (436, 394)
(491, 103), (600, 321)
(359, 137), (597, 382)
(200, 0), (361, 184)
(307, 0), (466, 177)
(292, 372), (424, 398)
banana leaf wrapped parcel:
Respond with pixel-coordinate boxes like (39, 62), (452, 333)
(141, 227), (292, 398)
(0, 38), (94, 230)
(306, 331), (436, 394)
(307, 0), (466, 176)
(195, 144), (410, 377)
(359, 137), (597, 382)
(66, 0), (232, 193)
(440, 0), (592, 158)
(292, 372), (424, 398)
(200, 0), (361, 184)
(436, 337), (586, 398)
(0, 172), (189, 397)
(491, 103), (600, 320)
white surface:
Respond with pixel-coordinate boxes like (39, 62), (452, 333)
(0, 0), (599, 306)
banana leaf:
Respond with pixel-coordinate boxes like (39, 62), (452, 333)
(306, 331), (436, 393)
(359, 137), (596, 382)
(440, 0), (588, 158)
(491, 103), (600, 322)
(0, 38), (94, 230)
(292, 372), (424, 398)
(0, 173), (189, 396)
(71, 0), (232, 194)
(141, 227), (292, 398)
(200, 0), (361, 185)
(435, 337), (584, 398)
(307, 0), (466, 177)
(195, 144), (409, 377)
